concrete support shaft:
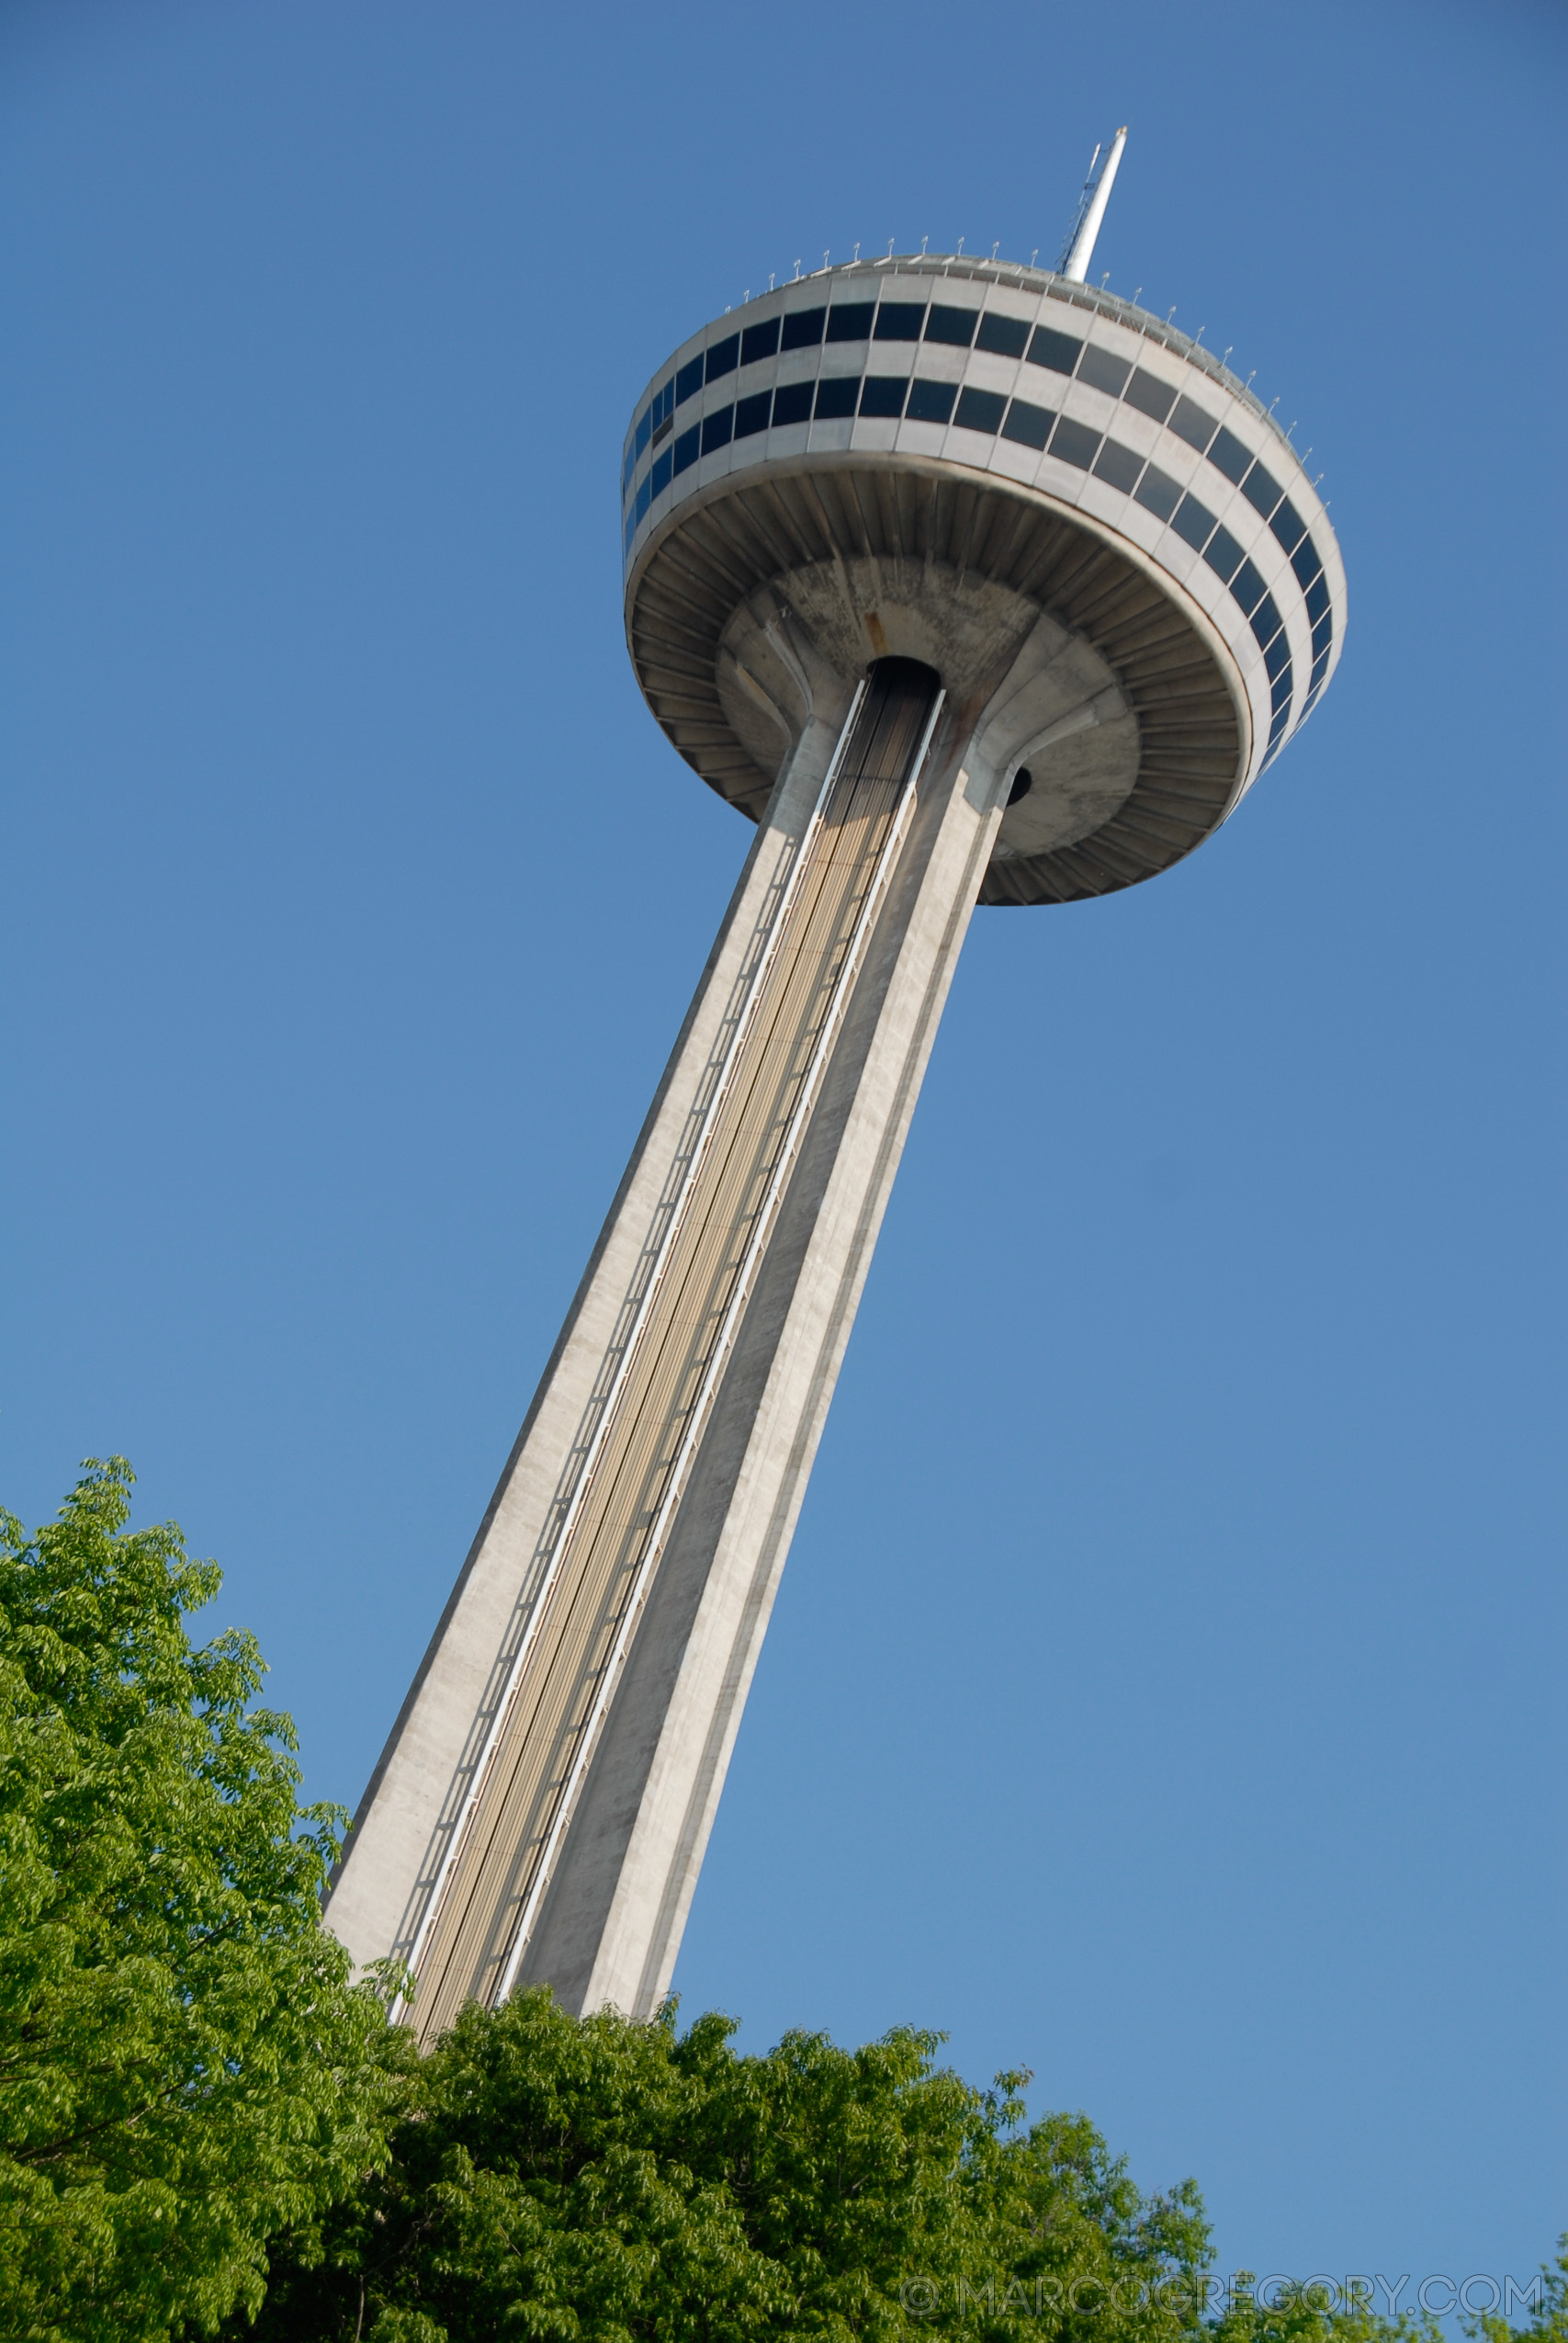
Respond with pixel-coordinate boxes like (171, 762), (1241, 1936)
(325, 636), (1059, 2028)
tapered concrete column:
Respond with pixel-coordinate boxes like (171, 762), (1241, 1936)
(327, 616), (1151, 2032)
(522, 712), (1002, 2017)
(323, 685), (856, 2004)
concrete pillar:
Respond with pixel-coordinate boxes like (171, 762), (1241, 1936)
(327, 615), (1115, 2032)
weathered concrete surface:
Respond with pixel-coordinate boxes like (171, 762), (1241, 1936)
(521, 714), (998, 2017)
(326, 600), (1131, 2028)
(321, 680), (852, 1994)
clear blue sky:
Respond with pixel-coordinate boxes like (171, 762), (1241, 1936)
(3, 0), (1562, 2301)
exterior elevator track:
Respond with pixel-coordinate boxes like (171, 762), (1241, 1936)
(402, 659), (942, 2043)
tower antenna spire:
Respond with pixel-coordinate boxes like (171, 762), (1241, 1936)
(1059, 125), (1127, 282)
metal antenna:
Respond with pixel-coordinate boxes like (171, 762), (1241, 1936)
(1060, 125), (1127, 282)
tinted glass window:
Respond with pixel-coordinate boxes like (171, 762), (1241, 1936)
(781, 307), (827, 350)
(954, 386), (1007, 435)
(860, 374), (908, 417)
(1208, 425), (1252, 484)
(1170, 492), (1216, 550)
(1269, 497), (1307, 555)
(1241, 460), (1281, 517)
(655, 380), (674, 425)
(1249, 593), (1282, 650)
(976, 311), (1030, 358)
(636, 409), (651, 456)
(1312, 614), (1332, 662)
(925, 304), (977, 346)
(673, 423), (700, 476)
(906, 378), (957, 424)
(735, 390), (773, 438)
(650, 449), (672, 498)
(1028, 324), (1082, 375)
(1001, 398), (1054, 450)
(826, 302), (874, 342)
(1304, 571), (1331, 626)
(874, 302), (926, 341)
(676, 356), (705, 405)
(1050, 415), (1102, 470)
(1202, 524), (1245, 583)
(651, 413), (672, 449)
(1003, 390), (1050, 445)
(624, 512), (636, 557)
(1230, 557), (1267, 617)
(1092, 437), (1145, 492)
(1292, 536), (1323, 593)
(814, 375), (860, 419)
(1265, 630), (1292, 683)
(1168, 395), (1216, 452)
(1077, 343), (1131, 397)
(1310, 647), (1330, 690)
(706, 334), (739, 382)
(622, 444), (637, 497)
(1123, 367), (1177, 422)
(700, 405), (734, 454)
(740, 318), (781, 366)
(1134, 463), (1181, 521)
(635, 475), (652, 522)
(772, 380), (814, 427)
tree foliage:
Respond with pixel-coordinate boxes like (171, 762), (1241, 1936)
(238, 1987), (1558, 2343)
(237, 1982), (1218, 2340)
(2, 1461), (1560, 2343)
(0, 1461), (406, 2342)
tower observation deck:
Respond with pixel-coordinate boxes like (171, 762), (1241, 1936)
(326, 218), (1347, 2045)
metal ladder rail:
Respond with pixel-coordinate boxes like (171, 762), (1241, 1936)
(489, 686), (946, 2006)
(388, 687), (868, 2009)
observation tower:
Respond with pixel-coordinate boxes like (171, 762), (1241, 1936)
(326, 141), (1347, 2043)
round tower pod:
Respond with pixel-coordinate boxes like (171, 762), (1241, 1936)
(623, 255), (1344, 901)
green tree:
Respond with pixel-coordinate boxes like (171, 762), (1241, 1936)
(242, 1981), (1220, 2340)
(0, 1460), (406, 2342)
(1466, 2243), (1568, 2343)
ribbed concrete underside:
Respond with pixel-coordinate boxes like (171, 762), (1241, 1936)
(627, 456), (1243, 905)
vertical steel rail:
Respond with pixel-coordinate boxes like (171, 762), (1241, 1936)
(390, 685), (867, 2018)
(491, 686), (946, 2005)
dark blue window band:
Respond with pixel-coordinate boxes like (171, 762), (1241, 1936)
(954, 386), (1006, 435)
(626, 318), (1333, 736)
(773, 380), (814, 427)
